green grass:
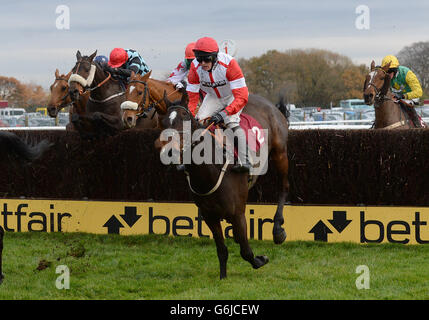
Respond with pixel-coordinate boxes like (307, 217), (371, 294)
(1, 232), (429, 299)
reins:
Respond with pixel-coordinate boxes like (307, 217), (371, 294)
(70, 60), (121, 102)
(183, 123), (231, 196)
(368, 68), (409, 129)
(52, 78), (73, 110)
(166, 106), (233, 196)
(128, 79), (178, 118)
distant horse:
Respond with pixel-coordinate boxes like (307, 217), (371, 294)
(120, 71), (182, 129)
(68, 50), (125, 136)
(363, 60), (417, 129)
(47, 69), (89, 131)
(0, 131), (52, 284)
(156, 93), (290, 279)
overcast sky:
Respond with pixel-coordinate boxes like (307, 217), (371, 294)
(1, 0), (428, 89)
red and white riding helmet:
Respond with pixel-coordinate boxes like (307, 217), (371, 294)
(108, 48), (128, 68)
(193, 37), (219, 54)
(185, 42), (196, 59)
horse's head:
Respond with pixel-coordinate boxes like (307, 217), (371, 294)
(120, 71), (152, 128)
(47, 69), (72, 117)
(68, 50), (98, 101)
(363, 60), (391, 106)
(155, 92), (197, 160)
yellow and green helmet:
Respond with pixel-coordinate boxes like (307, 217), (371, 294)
(381, 55), (400, 69)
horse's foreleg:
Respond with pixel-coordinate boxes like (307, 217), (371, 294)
(232, 214), (268, 270)
(71, 114), (97, 138)
(271, 147), (289, 244)
(92, 112), (123, 133)
(205, 218), (228, 279)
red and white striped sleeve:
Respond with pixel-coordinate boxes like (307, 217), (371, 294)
(224, 59), (248, 115)
(167, 61), (187, 85)
(186, 62), (201, 117)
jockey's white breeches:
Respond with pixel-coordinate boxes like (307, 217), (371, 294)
(195, 94), (242, 129)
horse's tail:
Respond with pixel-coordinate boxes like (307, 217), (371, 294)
(0, 131), (52, 162)
(276, 95), (290, 120)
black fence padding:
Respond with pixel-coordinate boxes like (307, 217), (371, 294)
(1, 129), (429, 206)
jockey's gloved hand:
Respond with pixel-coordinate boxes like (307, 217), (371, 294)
(175, 81), (187, 90)
(104, 65), (115, 74)
(395, 93), (405, 100)
(209, 111), (227, 125)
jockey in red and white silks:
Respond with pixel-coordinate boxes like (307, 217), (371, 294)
(167, 42), (196, 90)
(187, 50), (249, 129)
(186, 36), (251, 172)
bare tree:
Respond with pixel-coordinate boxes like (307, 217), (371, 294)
(397, 41), (429, 91)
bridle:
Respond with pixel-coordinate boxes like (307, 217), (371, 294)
(52, 77), (73, 110)
(366, 68), (394, 106)
(127, 79), (152, 118)
(367, 68), (408, 129)
(69, 60), (113, 95)
(164, 106), (231, 196)
(125, 79), (178, 118)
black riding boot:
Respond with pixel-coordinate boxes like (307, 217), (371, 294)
(408, 107), (423, 128)
(231, 126), (252, 173)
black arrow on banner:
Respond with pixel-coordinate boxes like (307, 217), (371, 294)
(103, 216), (124, 234)
(328, 211), (352, 233)
(309, 220), (332, 242)
(120, 206), (141, 228)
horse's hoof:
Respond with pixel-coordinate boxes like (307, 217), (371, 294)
(0, 273), (4, 285)
(253, 255), (269, 269)
(273, 229), (287, 244)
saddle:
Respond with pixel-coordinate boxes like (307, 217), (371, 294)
(397, 100), (426, 128)
(209, 113), (266, 156)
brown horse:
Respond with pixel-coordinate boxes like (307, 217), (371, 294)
(363, 61), (416, 129)
(155, 93), (289, 279)
(0, 131), (52, 284)
(47, 69), (89, 130)
(120, 71), (182, 129)
(68, 50), (126, 136)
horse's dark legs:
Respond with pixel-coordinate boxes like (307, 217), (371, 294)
(205, 219), (228, 279)
(71, 114), (97, 139)
(92, 112), (123, 135)
(232, 214), (268, 269)
(271, 147), (289, 244)
(0, 226), (4, 284)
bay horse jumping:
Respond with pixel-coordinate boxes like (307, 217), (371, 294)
(156, 93), (289, 279)
(120, 71), (182, 129)
(47, 69), (89, 131)
(363, 60), (419, 129)
(0, 131), (52, 284)
(68, 50), (126, 136)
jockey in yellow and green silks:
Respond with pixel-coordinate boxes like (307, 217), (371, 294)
(381, 55), (424, 127)
(381, 55), (423, 103)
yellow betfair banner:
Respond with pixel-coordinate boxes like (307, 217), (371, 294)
(0, 199), (428, 244)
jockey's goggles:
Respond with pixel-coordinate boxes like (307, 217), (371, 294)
(196, 55), (216, 63)
(388, 68), (398, 74)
